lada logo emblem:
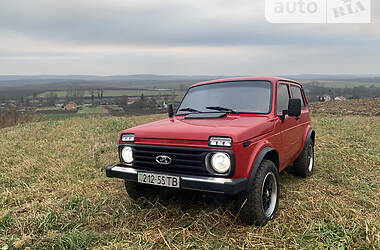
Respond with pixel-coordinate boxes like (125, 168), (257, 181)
(156, 155), (172, 165)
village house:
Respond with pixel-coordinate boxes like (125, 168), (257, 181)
(334, 96), (346, 101)
(65, 101), (77, 111)
(318, 95), (332, 102)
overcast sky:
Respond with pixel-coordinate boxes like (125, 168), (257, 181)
(0, 0), (379, 75)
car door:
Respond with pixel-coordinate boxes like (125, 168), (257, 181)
(275, 82), (303, 167)
(289, 84), (310, 151)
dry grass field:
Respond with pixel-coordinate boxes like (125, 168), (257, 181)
(0, 106), (379, 248)
(0, 111), (33, 130)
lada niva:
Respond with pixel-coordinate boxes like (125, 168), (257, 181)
(106, 77), (315, 226)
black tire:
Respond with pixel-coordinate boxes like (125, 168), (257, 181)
(294, 140), (314, 178)
(124, 180), (156, 200)
(238, 160), (280, 226)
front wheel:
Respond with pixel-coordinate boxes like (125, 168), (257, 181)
(238, 160), (280, 226)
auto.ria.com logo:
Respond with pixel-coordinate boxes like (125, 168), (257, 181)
(265, 0), (371, 23)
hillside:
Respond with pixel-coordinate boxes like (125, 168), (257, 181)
(0, 111), (379, 248)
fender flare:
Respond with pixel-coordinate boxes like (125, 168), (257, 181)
(306, 129), (316, 145)
(246, 146), (278, 190)
(295, 128), (316, 160)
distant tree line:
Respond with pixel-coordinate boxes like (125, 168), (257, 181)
(64, 88), (105, 106)
(65, 88), (85, 104)
(117, 92), (178, 113)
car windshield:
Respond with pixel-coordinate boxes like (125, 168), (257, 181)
(176, 81), (272, 115)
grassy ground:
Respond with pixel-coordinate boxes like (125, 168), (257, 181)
(0, 113), (379, 249)
(78, 107), (105, 115)
(34, 107), (62, 111)
(37, 107), (106, 122)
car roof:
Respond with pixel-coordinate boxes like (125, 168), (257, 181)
(190, 77), (302, 88)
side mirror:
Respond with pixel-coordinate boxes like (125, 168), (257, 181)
(168, 104), (174, 118)
(288, 98), (301, 118)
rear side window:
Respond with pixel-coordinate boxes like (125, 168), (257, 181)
(290, 86), (306, 109)
(276, 84), (290, 115)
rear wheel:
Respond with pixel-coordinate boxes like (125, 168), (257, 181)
(294, 140), (314, 178)
(238, 160), (280, 226)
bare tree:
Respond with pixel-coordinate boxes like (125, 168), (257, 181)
(32, 92), (37, 107)
(66, 88), (85, 104)
(46, 93), (58, 106)
(90, 89), (95, 106)
(97, 89), (104, 102)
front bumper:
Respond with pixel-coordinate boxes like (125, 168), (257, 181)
(106, 164), (247, 195)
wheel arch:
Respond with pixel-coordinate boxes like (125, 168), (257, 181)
(306, 129), (315, 146)
(246, 146), (279, 190)
(264, 150), (279, 170)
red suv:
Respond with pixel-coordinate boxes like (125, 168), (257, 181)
(106, 77), (315, 226)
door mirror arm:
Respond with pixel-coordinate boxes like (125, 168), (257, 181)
(278, 110), (288, 122)
(168, 104), (174, 118)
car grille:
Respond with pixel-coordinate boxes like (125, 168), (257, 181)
(129, 144), (212, 176)
(119, 144), (235, 177)
(119, 144), (222, 176)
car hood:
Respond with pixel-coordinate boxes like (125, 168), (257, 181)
(123, 115), (275, 143)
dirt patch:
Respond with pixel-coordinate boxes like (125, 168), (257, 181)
(310, 98), (380, 116)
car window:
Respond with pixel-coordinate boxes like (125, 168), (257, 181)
(176, 81), (273, 114)
(276, 84), (290, 115)
(290, 86), (306, 109)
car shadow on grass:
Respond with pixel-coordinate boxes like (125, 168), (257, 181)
(128, 168), (302, 226)
(135, 188), (234, 210)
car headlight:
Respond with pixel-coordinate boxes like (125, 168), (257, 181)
(121, 146), (133, 164)
(121, 133), (135, 142)
(209, 137), (232, 147)
(211, 152), (231, 174)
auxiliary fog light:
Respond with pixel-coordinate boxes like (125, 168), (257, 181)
(209, 137), (232, 147)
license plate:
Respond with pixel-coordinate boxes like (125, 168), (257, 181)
(137, 172), (180, 188)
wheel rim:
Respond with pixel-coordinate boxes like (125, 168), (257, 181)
(307, 144), (314, 172)
(261, 172), (278, 217)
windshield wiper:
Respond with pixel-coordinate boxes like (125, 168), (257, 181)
(178, 107), (202, 113)
(206, 106), (238, 113)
